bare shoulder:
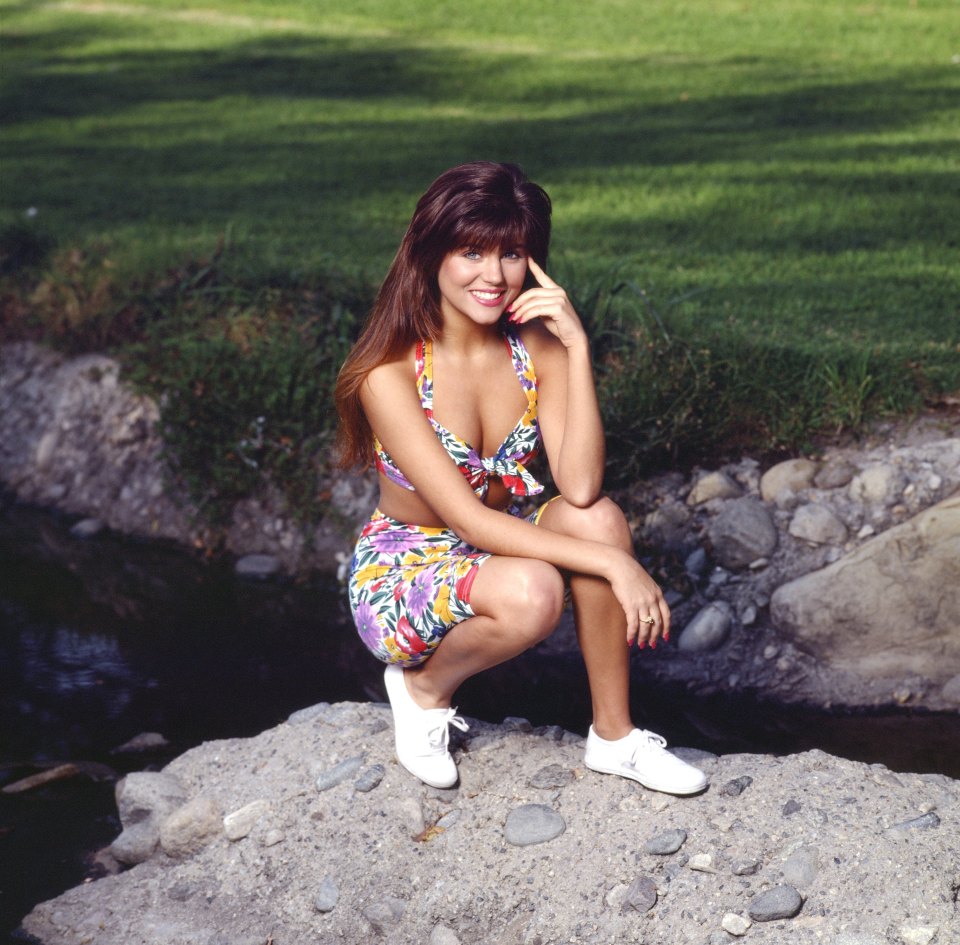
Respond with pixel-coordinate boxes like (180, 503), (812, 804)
(362, 345), (417, 400)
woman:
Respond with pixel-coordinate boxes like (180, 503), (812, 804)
(335, 162), (706, 794)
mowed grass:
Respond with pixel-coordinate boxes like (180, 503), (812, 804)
(1, 0), (958, 519)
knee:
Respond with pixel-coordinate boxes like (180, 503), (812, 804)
(508, 561), (564, 645)
(574, 497), (633, 551)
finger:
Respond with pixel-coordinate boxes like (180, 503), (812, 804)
(526, 256), (559, 289)
(659, 597), (672, 642)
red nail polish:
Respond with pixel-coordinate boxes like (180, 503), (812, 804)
(638, 640), (646, 649)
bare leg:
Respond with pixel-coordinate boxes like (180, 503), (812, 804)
(404, 555), (564, 709)
(537, 497), (637, 741)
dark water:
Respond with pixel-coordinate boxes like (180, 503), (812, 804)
(2, 500), (959, 937)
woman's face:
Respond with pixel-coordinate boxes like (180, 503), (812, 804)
(436, 246), (528, 327)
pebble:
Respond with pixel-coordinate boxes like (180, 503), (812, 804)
(362, 896), (406, 931)
(502, 716), (533, 732)
(354, 764), (385, 793)
(504, 804), (566, 846)
(315, 755), (365, 792)
(70, 517), (104, 538)
(748, 884), (803, 921)
(781, 845), (819, 886)
(899, 925), (938, 945)
(430, 924), (462, 945)
(888, 811), (941, 831)
(721, 912), (752, 936)
(223, 799), (270, 841)
(782, 799), (802, 816)
(677, 601), (734, 653)
(720, 776), (753, 797)
(688, 853), (718, 873)
(234, 553), (282, 579)
(261, 828), (284, 847)
(732, 858), (761, 876)
(684, 547), (708, 576)
(687, 470), (743, 505)
(529, 764), (574, 790)
(159, 796), (222, 859)
(643, 828), (687, 855)
(620, 875), (658, 914)
(314, 877), (339, 913)
(740, 604), (757, 625)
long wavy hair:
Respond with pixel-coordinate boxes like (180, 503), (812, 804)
(334, 161), (552, 469)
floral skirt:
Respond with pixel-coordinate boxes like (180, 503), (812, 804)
(348, 504), (546, 666)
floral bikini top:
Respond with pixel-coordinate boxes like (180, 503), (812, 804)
(373, 329), (544, 500)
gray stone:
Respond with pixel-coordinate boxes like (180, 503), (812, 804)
(687, 471), (743, 505)
(287, 703), (330, 725)
(940, 674), (960, 705)
(159, 796), (222, 859)
(721, 913), (752, 936)
(677, 601), (733, 652)
(70, 517), (104, 538)
(732, 858), (761, 876)
(849, 464), (907, 506)
(502, 716), (533, 732)
(760, 459), (818, 502)
(684, 547), (708, 576)
(643, 828), (687, 855)
(771, 496), (960, 684)
(115, 772), (188, 828)
(888, 812), (941, 831)
(644, 500), (692, 551)
(504, 804), (566, 846)
(782, 799), (802, 816)
(234, 553), (282, 579)
(720, 776), (753, 797)
(814, 457), (858, 489)
(354, 764), (386, 793)
(315, 755), (365, 792)
(899, 926), (938, 945)
(314, 877), (339, 913)
(362, 896), (406, 931)
(529, 764), (574, 790)
(748, 884), (803, 921)
(111, 732), (169, 754)
(430, 925), (462, 945)
(788, 503), (848, 545)
(708, 498), (778, 570)
(620, 875), (658, 914)
(109, 821), (160, 866)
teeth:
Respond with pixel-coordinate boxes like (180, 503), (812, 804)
(472, 291), (502, 300)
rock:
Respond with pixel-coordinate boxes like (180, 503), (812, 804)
(354, 764), (386, 793)
(620, 875), (658, 914)
(644, 500), (692, 551)
(760, 459), (818, 502)
(430, 925), (462, 945)
(109, 821), (161, 866)
(814, 457), (858, 489)
(362, 896), (406, 932)
(687, 471), (742, 505)
(234, 553), (282, 579)
(888, 812), (941, 831)
(720, 776), (753, 796)
(688, 853), (717, 872)
(849, 464), (907, 506)
(782, 799), (802, 816)
(899, 926), (938, 945)
(941, 675), (960, 705)
(721, 913), (752, 936)
(748, 884), (803, 921)
(109, 771), (189, 865)
(111, 732), (169, 754)
(788, 503), (848, 545)
(70, 517), (104, 538)
(315, 755), (366, 791)
(771, 497), (960, 684)
(159, 796), (222, 858)
(643, 828), (687, 855)
(314, 877), (339, 913)
(529, 764), (574, 790)
(684, 547), (708, 575)
(732, 858), (761, 876)
(223, 800), (271, 841)
(504, 804), (566, 846)
(677, 601), (733, 652)
(707, 498), (778, 570)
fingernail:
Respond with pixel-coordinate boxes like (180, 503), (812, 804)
(638, 640), (646, 649)
(651, 640), (657, 650)
(663, 632), (670, 642)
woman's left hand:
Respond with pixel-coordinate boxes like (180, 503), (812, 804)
(507, 258), (588, 350)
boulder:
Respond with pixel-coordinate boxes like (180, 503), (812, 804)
(760, 459), (818, 503)
(771, 496), (960, 681)
(707, 498), (778, 570)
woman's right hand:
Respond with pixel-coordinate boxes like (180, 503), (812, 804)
(605, 549), (671, 648)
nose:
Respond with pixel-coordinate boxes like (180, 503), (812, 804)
(481, 253), (505, 284)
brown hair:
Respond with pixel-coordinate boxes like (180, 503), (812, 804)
(334, 161), (552, 469)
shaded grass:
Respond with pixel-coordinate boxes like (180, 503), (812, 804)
(1, 0), (959, 524)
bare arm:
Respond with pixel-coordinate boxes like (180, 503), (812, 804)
(508, 258), (605, 506)
(361, 360), (663, 643)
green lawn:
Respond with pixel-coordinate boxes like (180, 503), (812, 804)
(2, 0), (958, 517)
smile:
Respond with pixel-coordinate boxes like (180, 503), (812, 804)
(469, 289), (506, 306)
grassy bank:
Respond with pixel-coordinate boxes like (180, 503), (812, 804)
(2, 1), (958, 524)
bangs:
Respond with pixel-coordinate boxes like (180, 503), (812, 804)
(450, 213), (534, 254)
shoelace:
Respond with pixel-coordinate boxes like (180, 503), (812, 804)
(627, 729), (668, 763)
(425, 708), (469, 752)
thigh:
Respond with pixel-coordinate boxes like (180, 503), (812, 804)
(467, 554), (565, 624)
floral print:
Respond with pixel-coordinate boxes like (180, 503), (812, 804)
(349, 505), (546, 666)
(373, 328), (543, 500)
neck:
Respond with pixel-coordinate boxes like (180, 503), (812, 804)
(434, 312), (502, 357)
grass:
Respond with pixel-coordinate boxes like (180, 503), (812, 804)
(1, 0), (959, 524)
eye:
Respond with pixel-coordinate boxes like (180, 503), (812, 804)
(461, 247), (482, 260)
(502, 248), (525, 261)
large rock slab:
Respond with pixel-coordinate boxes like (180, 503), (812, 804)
(771, 496), (960, 681)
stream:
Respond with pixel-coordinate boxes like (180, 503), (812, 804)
(2, 498), (959, 936)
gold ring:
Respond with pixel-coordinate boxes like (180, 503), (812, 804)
(639, 615), (656, 624)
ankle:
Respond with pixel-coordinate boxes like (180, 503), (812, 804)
(404, 668), (451, 711)
(591, 721), (634, 742)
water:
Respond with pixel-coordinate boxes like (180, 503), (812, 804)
(2, 499), (958, 936)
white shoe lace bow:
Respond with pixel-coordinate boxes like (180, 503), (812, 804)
(425, 708), (469, 752)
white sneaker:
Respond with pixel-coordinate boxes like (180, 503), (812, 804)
(383, 665), (468, 789)
(584, 726), (707, 795)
